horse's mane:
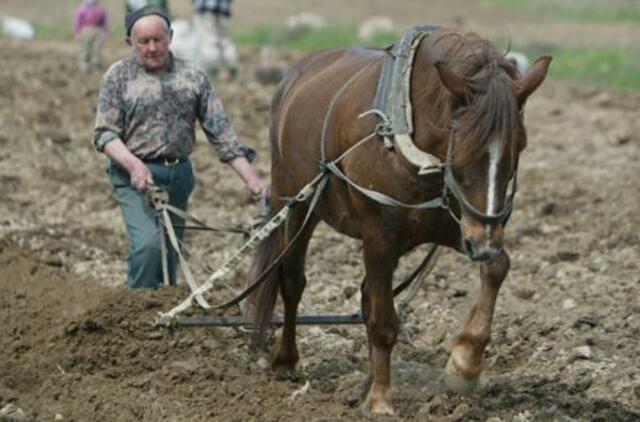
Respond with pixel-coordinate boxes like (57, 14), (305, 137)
(419, 30), (523, 167)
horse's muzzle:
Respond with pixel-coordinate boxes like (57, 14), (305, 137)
(462, 237), (503, 262)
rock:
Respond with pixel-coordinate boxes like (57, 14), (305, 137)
(608, 127), (632, 146)
(2, 16), (34, 39)
(574, 345), (593, 360)
(255, 67), (286, 85)
(450, 288), (468, 298)
(358, 16), (394, 41)
(512, 286), (535, 300)
(255, 46), (287, 85)
(550, 251), (580, 263)
(592, 92), (612, 107)
(146, 331), (163, 340)
(574, 315), (598, 329)
(46, 132), (72, 146)
(0, 404), (26, 418)
(539, 202), (557, 216)
(562, 298), (576, 310)
(203, 339), (220, 350)
(257, 357), (269, 370)
(64, 322), (79, 336)
(343, 285), (357, 299)
(286, 13), (326, 37)
(171, 358), (200, 372)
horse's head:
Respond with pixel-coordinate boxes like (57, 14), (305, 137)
(433, 53), (552, 261)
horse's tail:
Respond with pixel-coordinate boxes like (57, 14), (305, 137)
(246, 226), (283, 347)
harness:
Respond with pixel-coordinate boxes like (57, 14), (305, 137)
(323, 25), (518, 227)
(154, 25), (519, 325)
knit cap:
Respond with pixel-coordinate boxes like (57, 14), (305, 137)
(125, 5), (171, 37)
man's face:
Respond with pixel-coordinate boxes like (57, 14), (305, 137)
(127, 15), (172, 72)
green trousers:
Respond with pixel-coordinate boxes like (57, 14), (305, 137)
(108, 160), (195, 289)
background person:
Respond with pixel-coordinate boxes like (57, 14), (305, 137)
(192, 0), (239, 80)
(72, 0), (108, 74)
(93, 6), (266, 289)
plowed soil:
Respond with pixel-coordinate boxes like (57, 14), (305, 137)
(1, 1), (639, 420)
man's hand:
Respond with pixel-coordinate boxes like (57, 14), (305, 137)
(103, 138), (154, 192)
(129, 160), (154, 192)
(228, 156), (270, 199)
(247, 178), (270, 199)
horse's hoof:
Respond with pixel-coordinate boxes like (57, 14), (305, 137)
(444, 358), (479, 395)
(271, 345), (299, 372)
(362, 387), (394, 415)
(271, 359), (297, 373)
(362, 398), (395, 416)
(271, 354), (298, 372)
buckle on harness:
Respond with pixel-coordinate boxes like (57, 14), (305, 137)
(146, 185), (169, 210)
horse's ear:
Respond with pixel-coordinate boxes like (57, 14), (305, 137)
(512, 56), (553, 106)
(434, 61), (468, 99)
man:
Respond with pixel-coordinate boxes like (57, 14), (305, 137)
(94, 6), (266, 289)
(192, 0), (239, 80)
(72, 0), (108, 74)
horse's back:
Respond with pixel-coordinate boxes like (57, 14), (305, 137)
(270, 47), (383, 160)
(275, 46), (382, 104)
(270, 47), (384, 188)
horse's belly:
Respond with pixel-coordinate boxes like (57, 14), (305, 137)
(322, 213), (362, 239)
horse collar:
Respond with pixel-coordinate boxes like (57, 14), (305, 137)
(372, 25), (443, 176)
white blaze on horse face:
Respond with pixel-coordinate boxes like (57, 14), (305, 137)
(486, 139), (501, 216)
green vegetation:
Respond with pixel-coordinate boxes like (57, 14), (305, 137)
(19, 20), (640, 91)
(31, 22), (73, 39)
(482, 0), (640, 23)
(30, 23), (126, 40)
(233, 25), (396, 51)
(232, 25), (640, 92)
(545, 46), (640, 91)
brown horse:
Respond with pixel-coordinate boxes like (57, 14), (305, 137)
(249, 27), (551, 414)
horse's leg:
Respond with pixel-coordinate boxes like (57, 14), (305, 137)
(360, 231), (400, 415)
(445, 249), (510, 393)
(271, 208), (318, 371)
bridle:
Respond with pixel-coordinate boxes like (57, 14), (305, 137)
(439, 121), (519, 227)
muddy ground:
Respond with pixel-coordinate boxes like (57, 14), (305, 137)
(1, 1), (640, 421)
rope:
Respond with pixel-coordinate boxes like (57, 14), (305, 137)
(155, 173), (328, 322)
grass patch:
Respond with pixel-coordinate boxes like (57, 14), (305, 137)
(235, 24), (640, 92)
(16, 21), (640, 91)
(233, 24), (396, 51)
(482, 0), (640, 23)
(545, 46), (640, 91)
(32, 23), (74, 40)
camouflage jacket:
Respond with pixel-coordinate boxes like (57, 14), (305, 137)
(93, 54), (253, 162)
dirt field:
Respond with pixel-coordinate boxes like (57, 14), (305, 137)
(1, 1), (640, 421)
